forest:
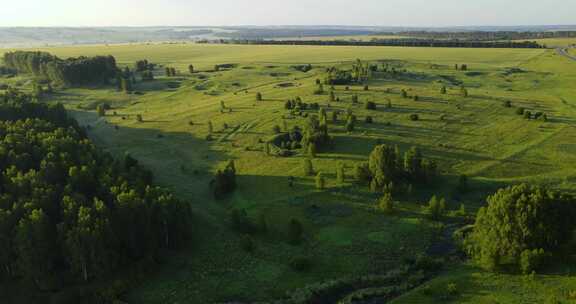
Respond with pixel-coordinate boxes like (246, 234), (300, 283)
(3, 51), (118, 86)
(0, 88), (191, 300)
(201, 39), (545, 49)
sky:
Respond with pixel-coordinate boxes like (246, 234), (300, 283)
(1, 0), (575, 27)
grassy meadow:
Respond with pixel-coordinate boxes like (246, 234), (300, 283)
(2, 42), (576, 303)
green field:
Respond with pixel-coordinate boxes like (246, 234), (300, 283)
(2, 43), (576, 303)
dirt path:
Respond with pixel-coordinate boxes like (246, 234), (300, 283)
(557, 48), (576, 61)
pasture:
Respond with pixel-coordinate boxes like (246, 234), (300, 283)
(2, 42), (576, 303)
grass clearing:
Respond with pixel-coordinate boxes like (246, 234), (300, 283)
(2, 42), (575, 303)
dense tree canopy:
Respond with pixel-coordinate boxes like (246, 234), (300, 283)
(465, 184), (575, 271)
(3, 51), (118, 86)
(0, 89), (191, 289)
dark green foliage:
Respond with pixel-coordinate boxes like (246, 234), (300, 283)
(365, 101), (376, 110)
(97, 104), (106, 117)
(3, 51), (117, 86)
(288, 219), (303, 245)
(256, 92), (262, 101)
(289, 256), (312, 272)
(240, 236), (255, 252)
(302, 158), (314, 176)
(520, 248), (546, 274)
(134, 59), (153, 72)
(367, 145), (437, 191)
(524, 110), (532, 119)
(516, 107), (525, 115)
(365, 116), (373, 124)
(212, 160), (237, 199)
(440, 86), (447, 94)
(457, 174), (469, 193)
(354, 163), (371, 184)
(425, 195), (447, 220)
(188, 64), (194, 74)
(378, 192), (394, 213)
(466, 184), (575, 272)
(315, 172), (325, 189)
(503, 100), (512, 107)
(409, 114), (419, 121)
(0, 90), (191, 287)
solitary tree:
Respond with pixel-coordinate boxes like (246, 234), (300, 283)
(315, 172), (325, 190)
(188, 64), (194, 74)
(302, 159), (314, 176)
(256, 92), (263, 101)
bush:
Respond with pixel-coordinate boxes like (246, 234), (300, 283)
(289, 256), (312, 272)
(503, 100), (512, 107)
(520, 248), (546, 274)
(240, 236), (255, 252)
(365, 101), (376, 110)
(272, 125), (281, 134)
(516, 107), (525, 115)
(365, 116), (373, 124)
(354, 163), (371, 184)
(446, 283), (458, 296)
(409, 114), (419, 121)
(288, 219), (303, 245)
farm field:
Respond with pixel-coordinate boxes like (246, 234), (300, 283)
(2, 42), (576, 303)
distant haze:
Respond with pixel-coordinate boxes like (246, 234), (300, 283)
(1, 0), (575, 27)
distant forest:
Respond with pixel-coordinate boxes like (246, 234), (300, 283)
(200, 39), (544, 49)
(391, 30), (576, 41)
(3, 51), (118, 86)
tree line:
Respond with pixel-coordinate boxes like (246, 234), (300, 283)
(3, 51), (118, 86)
(199, 39), (544, 49)
(0, 89), (191, 292)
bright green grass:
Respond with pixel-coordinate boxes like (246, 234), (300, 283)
(392, 262), (576, 303)
(2, 43), (576, 302)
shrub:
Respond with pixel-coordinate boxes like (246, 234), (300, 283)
(302, 159), (314, 176)
(446, 283), (458, 296)
(315, 172), (325, 190)
(409, 114), (419, 121)
(516, 107), (525, 115)
(288, 219), (303, 245)
(520, 248), (546, 274)
(378, 192), (394, 213)
(272, 125), (281, 134)
(354, 163), (371, 184)
(289, 256), (312, 272)
(365, 116), (373, 124)
(503, 100), (512, 107)
(240, 236), (255, 252)
(365, 101), (376, 110)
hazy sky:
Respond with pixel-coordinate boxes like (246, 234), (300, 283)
(1, 0), (574, 27)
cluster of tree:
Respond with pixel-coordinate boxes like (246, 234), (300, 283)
(206, 39), (544, 49)
(0, 66), (16, 76)
(134, 59), (156, 72)
(515, 108), (548, 121)
(301, 109), (331, 154)
(358, 144), (437, 192)
(292, 64), (313, 72)
(211, 160), (237, 199)
(465, 184), (575, 273)
(165, 67), (177, 77)
(0, 90), (191, 290)
(116, 67), (135, 93)
(134, 59), (156, 81)
(3, 51), (118, 86)
(324, 60), (373, 85)
(285, 98), (320, 111)
(395, 30), (576, 42)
